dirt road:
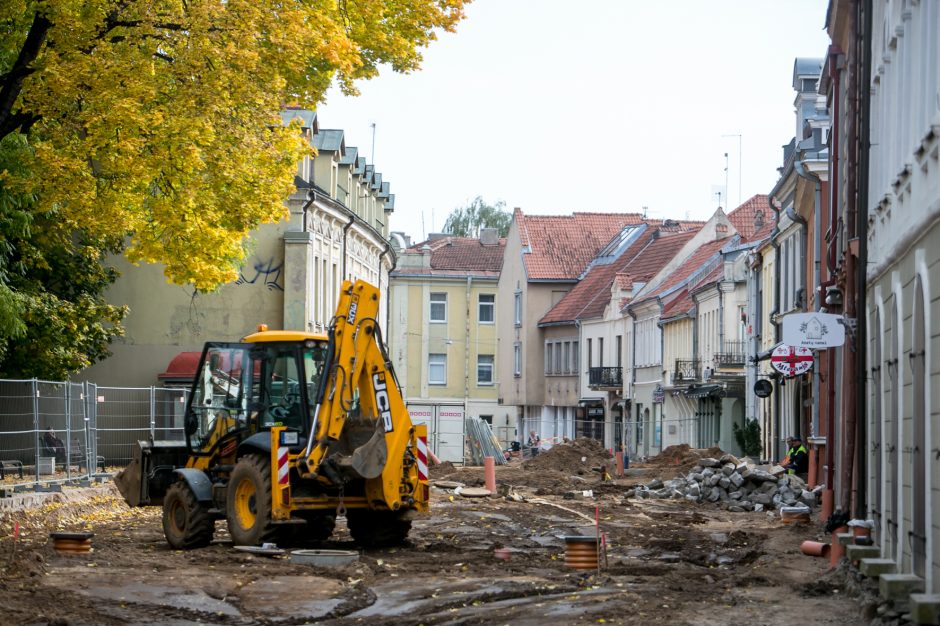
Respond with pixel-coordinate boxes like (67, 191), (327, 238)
(0, 441), (867, 626)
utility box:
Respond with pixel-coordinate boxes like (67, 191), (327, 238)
(38, 457), (55, 476)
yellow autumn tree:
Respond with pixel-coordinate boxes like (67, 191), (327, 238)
(0, 0), (468, 290)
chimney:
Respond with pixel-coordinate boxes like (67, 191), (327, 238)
(480, 228), (499, 246)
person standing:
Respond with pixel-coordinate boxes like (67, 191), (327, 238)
(784, 435), (808, 477)
(526, 430), (541, 457)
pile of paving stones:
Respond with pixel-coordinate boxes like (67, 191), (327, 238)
(626, 453), (823, 513)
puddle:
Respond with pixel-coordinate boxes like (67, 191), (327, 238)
(239, 575), (345, 620)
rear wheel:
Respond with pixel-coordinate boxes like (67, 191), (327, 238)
(162, 481), (214, 549)
(226, 454), (276, 546)
(346, 509), (412, 548)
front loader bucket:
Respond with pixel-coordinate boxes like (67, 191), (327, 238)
(115, 441), (149, 507)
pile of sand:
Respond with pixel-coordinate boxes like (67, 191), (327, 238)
(521, 437), (613, 475)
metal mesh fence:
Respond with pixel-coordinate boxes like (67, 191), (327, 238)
(0, 380), (189, 488)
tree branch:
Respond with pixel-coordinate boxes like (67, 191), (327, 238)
(0, 12), (51, 142)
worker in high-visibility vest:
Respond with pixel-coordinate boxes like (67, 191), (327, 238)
(784, 435), (808, 477)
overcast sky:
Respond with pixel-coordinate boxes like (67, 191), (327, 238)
(317, 0), (831, 242)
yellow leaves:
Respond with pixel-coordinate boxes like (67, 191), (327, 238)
(6, 0), (468, 290)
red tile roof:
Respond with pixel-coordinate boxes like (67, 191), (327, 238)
(661, 289), (694, 320)
(633, 236), (732, 306)
(539, 227), (699, 325)
(727, 194), (773, 242)
(515, 210), (647, 280)
(395, 236), (505, 277)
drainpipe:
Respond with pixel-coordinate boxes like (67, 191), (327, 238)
(854, 0), (872, 519)
(768, 196), (782, 459)
(793, 160), (818, 445)
(827, 46), (843, 279)
(627, 308), (638, 456)
(745, 251), (761, 428)
(824, 44), (844, 518)
(340, 215), (355, 280)
(464, 275), (472, 423)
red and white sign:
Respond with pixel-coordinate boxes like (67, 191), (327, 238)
(770, 344), (814, 377)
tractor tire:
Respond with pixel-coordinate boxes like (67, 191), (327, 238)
(162, 481), (214, 550)
(346, 509), (412, 548)
(226, 454), (277, 546)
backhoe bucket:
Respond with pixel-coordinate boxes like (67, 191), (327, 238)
(114, 441), (148, 507)
(348, 427), (388, 480)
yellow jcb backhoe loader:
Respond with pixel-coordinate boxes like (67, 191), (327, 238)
(115, 280), (429, 549)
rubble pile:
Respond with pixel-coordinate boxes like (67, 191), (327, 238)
(627, 453), (823, 513)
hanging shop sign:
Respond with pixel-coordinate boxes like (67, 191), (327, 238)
(753, 379), (773, 398)
(781, 312), (846, 348)
(652, 384), (665, 404)
(770, 344), (814, 377)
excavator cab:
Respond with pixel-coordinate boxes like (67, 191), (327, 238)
(185, 338), (328, 456)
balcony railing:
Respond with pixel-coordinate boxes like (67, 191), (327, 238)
(715, 341), (747, 368)
(673, 359), (700, 382)
(588, 366), (622, 388)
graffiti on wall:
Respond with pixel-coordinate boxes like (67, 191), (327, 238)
(236, 257), (284, 291)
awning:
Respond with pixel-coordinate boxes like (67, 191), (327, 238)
(158, 351), (202, 381)
(685, 384), (724, 399)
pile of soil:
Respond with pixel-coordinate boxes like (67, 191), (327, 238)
(522, 437), (613, 475)
(642, 444), (726, 473)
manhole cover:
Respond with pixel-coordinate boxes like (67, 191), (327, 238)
(234, 545), (286, 557)
(291, 549), (359, 567)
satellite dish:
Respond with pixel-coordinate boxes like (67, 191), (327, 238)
(754, 379), (773, 398)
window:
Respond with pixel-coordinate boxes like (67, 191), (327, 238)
(587, 338), (592, 370)
(616, 335), (622, 368)
(572, 341), (579, 372)
(477, 355), (494, 385)
(478, 294), (495, 323)
(563, 342), (570, 374)
(554, 341), (562, 373)
(545, 343), (553, 375)
(514, 292), (522, 326)
(513, 343), (521, 376)
(430, 293), (447, 323)
(599, 337), (604, 367)
(428, 353), (446, 384)
(480, 415), (493, 425)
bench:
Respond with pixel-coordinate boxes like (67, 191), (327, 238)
(0, 460), (23, 480)
(69, 437), (105, 473)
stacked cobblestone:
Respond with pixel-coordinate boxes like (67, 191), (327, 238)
(626, 454), (823, 513)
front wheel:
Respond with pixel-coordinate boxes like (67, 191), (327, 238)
(226, 454), (276, 546)
(162, 481), (214, 549)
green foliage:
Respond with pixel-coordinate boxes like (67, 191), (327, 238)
(443, 196), (511, 238)
(732, 419), (763, 458)
(0, 134), (126, 379)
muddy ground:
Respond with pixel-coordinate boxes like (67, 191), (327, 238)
(0, 440), (868, 625)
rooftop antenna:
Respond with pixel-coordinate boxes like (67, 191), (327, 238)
(715, 191), (723, 209)
(370, 122), (376, 163)
(642, 206), (648, 218)
(723, 152), (729, 210)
